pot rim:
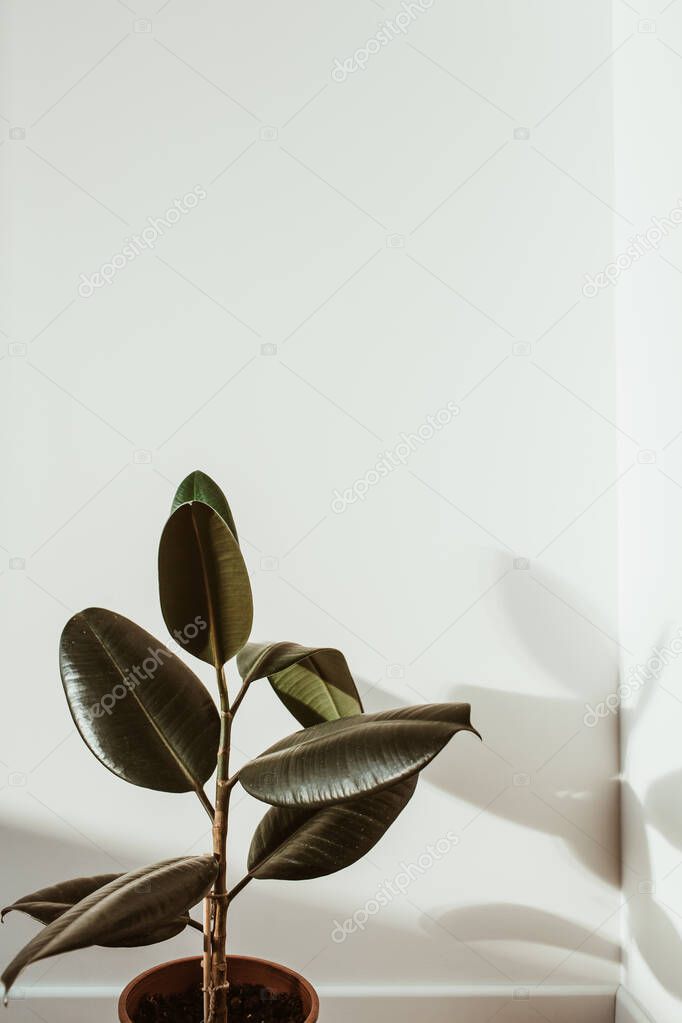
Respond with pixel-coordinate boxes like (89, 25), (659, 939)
(118, 953), (319, 1023)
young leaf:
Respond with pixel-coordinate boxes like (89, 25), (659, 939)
(171, 471), (239, 543)
(240, 703), (479, 809)
(248, 777), (417, 880)
(60, 608), (220, 794)
(237, 642), (363, 727)
(158, 503), (253, 667)
(1, 856), (217, 995)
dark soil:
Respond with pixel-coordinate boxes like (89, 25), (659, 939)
(134, 982), (306, 1023)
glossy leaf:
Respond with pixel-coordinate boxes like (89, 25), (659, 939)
(171, 470), (239, 543)
(1, 856), (217, 995)
(0, 875), (192, 945)
(100, 916), (190, 947)
(158, 502), (253, 667)
(60, 608), (220, 794)
(2, 874), (120, 925)
(240, 703), (479, 809)
(248, 777), (417, 880)
(237, 642), (363, 727)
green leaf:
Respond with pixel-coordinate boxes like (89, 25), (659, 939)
(1, 875), (192, 946)
(237, 642), (363, 727)
(248, 777), (417, 881)
(1, 856), (217, 995)
(2, 875), (121, 925)
(240, 703), (479, 809)
(100, 915), (190, 947)
(60, 608), (220, 794)
(158, 502), (253, 667)
(171, 470), (239, 543)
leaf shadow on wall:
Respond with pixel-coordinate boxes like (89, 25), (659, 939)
(421, 903), (619, 982)
(621, 781), (682, 1000)
(645, 769), (682, 853)
(617, 620), (682, 1000)
(361, 563), (622, 886)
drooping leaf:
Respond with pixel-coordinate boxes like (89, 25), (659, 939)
(237, 642), (363, 727)
(1, 856), (217, 995)
(171, 471), (239, 543)
(0, 875), (192, 946)
(99, 915), (190, 948)
(158, 503), (253, 667)
(248, 777), (417, 881)
(60, 608), (220, 794)
(2, 874), (121, 925)
(240, 703), (479, 809)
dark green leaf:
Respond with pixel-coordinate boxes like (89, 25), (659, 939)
(237, 642), (363, 727)
(248, 777), (417, 880)
(100, 915), (190, 947)
(240, 703), (479, 809)
(158, 503), (253, 667)
(171, 471), (239, 543)
(1, 856), (217, 995)
(1, 876), (192, 946)
(2, 874), (121, 925)
(60, 608), (220, 794)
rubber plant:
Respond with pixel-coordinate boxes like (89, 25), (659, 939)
(1, 472), (480, 1023)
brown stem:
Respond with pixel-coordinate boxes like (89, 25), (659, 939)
(202, 897), (212, 1023)
(223, 772), (240, 793)
(209, 665), (232, 1023)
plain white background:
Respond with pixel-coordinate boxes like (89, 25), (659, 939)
(1, 2), (680, 1022)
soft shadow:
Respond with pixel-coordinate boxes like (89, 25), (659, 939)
(622, 782), (682, 1000)
(644, 769), (682, 852)
(500, 563), (619, 700)
(363, 680), (620, 886)
(360, 562), (622, 887)
(621, 625), (682, 747)
(435, 903), (618, 961)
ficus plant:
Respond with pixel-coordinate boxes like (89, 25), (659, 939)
(1, 472), (480, 1023)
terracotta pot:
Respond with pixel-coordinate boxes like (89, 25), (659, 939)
(118, 954), (319, 1023)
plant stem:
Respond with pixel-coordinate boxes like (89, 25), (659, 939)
(226, 874), (252, 904)
(196, 786), (216, 821)
(224, 772), (240, 792)
(202, 897), (212, 1023)
(230, 678), (250, 717)
(209, 664), (232, 1023)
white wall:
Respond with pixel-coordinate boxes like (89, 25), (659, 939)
(1, 1), (621, 1016)
(615, 1), (682, 1021)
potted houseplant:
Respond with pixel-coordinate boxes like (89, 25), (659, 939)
(1, 472), (480, 1023)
